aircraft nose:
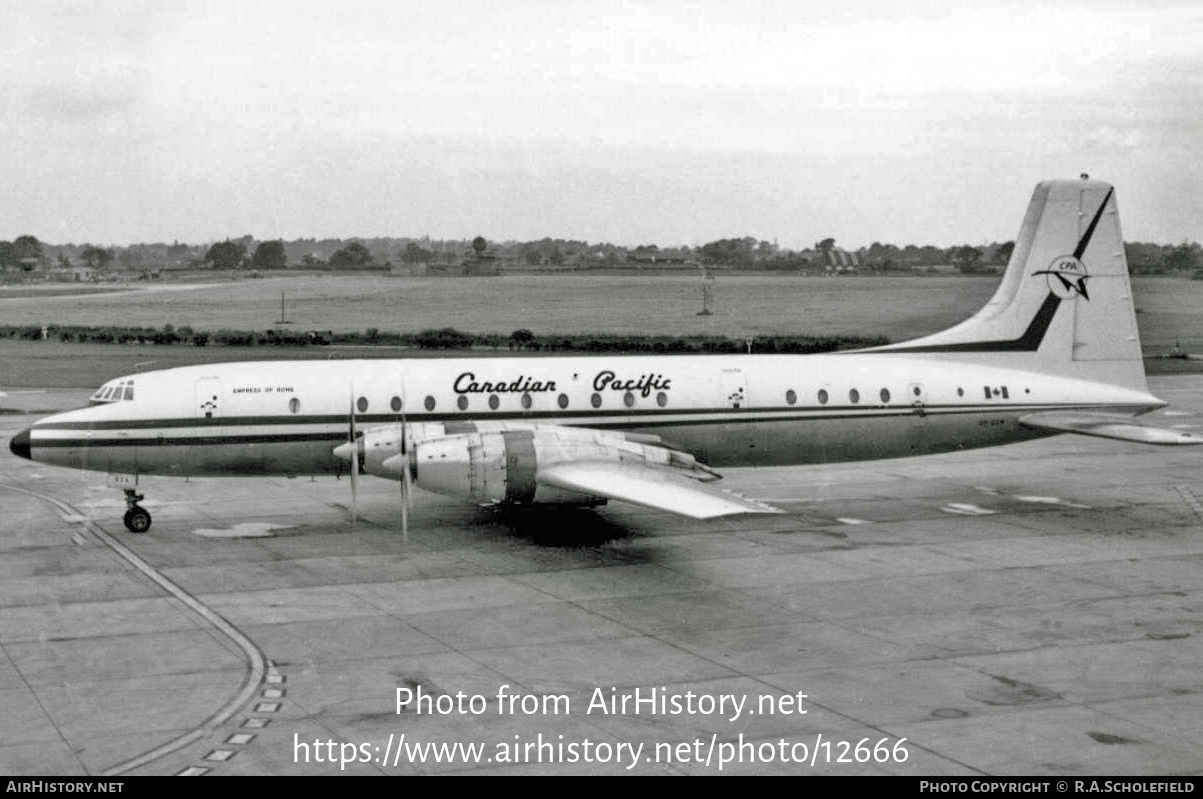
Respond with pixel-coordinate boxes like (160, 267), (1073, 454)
(9, 428), (31, 460)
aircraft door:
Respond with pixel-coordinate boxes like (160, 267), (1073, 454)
(196, 377), (221, 419)
(908, 383), (927, 411)
(721, 369), (747, 409)
(907, 383), (927, 454)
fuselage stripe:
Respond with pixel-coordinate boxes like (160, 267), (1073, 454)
(27, 402), (1141, 449)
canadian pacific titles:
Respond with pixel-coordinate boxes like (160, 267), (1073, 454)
(398, 685), (807, 723)
(452, 370), (672, 398)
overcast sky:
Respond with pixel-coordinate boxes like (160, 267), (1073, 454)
(2, 1), (1201, 248)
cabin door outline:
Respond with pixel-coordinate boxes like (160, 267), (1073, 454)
(907, 382), (927, 454)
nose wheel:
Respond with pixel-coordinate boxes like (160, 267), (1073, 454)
(122, 489), (152, 533)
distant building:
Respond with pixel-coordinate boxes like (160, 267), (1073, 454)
(50, 266), (97, 282)
(822, 248), (861, 272)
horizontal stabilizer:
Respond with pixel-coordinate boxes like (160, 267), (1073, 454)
(1019, 412), (1203, 446)
(538, 460), (783, 519)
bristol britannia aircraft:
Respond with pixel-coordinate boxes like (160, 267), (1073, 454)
(8, 178), (1200, 533)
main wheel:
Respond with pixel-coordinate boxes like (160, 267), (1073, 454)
(123, 507), (152, 533)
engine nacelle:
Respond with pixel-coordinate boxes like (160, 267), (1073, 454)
(355, 423), (716, 507)
(413, 429), (604, 505)
(359, 425), (406, 477)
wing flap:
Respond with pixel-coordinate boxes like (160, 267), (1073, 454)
(1019, 412), (1203, 445)
(538, 460), (782, 519)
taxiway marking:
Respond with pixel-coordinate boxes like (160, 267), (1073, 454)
(0, 482), (269, 776)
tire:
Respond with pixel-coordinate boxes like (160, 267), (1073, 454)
(124, 507), (152, 533)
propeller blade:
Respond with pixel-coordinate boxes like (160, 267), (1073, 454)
(400, 468), (409, 542)
(398, 375), (409, 540)
(349, 386), (359, 524)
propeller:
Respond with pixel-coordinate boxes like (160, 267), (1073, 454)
(397, 378), (412, 541)
(332, 379), (415, 538)
(348, 386), (359, 523)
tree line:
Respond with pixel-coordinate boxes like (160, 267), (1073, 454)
(4, 232), (1202, 275)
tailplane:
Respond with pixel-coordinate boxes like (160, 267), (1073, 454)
(878, 178), (1147, 392)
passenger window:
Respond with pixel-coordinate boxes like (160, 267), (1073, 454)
(457, 396), (468, 411)
(817, 389), (829, 405)
(849, 389), (860, 404)
(424, 396), (435, 411)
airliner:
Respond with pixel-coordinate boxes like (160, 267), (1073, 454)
(8, 179), (1199, 533)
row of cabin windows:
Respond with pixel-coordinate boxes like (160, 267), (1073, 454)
(331, 391), (674, 415)
(299, 383), (1016, 415)
(784, 385), (977, 406)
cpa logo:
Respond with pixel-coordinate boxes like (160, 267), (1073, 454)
(1032, 256), (1090, 301)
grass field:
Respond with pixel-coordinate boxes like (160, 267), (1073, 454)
(1, 273), (1200, 389)
(0, 273), (1000, 341)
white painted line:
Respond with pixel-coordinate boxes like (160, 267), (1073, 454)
(262, 688), (284, 699)
(836, 518), (870, 525)
(192, 522), (292, 538)
(205, 750), (235, 762)
(0, 484), (269, 778)
(266, 674), (285, 685)
(256, 702), (281, 713)
(941, 503), (998, 516)
(225, 733), (256, 745)
(1013, 495), (1092, 509)
(176, 766), (209, 776)
(242, 718), (270, 729)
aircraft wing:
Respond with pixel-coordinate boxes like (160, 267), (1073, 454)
(537, 460), (784, 519)
(1018, 412), (1203, 445)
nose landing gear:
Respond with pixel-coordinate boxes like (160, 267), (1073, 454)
(122, 489), (152, 533)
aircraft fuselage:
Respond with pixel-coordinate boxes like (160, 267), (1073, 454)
(18, 352), (1164, 478)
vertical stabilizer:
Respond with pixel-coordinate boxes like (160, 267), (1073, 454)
(876, 179), (1146, 391)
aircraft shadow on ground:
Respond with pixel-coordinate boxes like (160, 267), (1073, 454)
(478, 505), (646, 549)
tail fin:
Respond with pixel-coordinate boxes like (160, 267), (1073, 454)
(879, 178), (1146, 391)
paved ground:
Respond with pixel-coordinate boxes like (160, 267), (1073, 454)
(2, 377), (1202, 775)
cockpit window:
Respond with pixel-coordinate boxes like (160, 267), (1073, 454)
(90, 379), (135, 405)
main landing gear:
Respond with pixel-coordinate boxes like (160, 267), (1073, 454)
(122, 489), (152, 533)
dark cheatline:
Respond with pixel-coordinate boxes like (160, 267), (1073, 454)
(883, 187), (1114, 355)
(1074, 187), (1113, 261)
